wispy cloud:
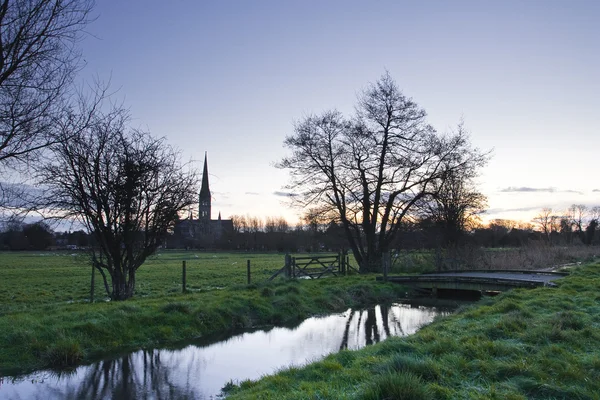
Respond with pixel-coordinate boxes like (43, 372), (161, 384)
(273, 191), (297, 197)
(245, 191), (260, 196)
(499, 187), (583, 195)
(485, 206), (540, 214)
(593, 189), (600, 193)
(212, 190), (230, 200)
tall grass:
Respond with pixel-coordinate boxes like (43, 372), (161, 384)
(391, 244), (599, 273)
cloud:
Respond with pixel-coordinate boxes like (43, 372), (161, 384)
(499, 187), (583, 195)
(484, 206), (540, 214)
(593, 189), (600, 193)
(245, 192), (260, 196)
(273, 191), (297, 197)
(211, 190), (230, 199)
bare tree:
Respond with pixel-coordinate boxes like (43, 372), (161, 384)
(265, 216), (289, 233)
(419, 165), (488, 247)
(533, 207), (555, 243)
(591, 206), (600, 222)
(231, 214), (247, 233)
(0, 0), (94, 167)
(568, 204), (590, 244)
(38, 104), (198, 300)
(277, 72), (489, 272)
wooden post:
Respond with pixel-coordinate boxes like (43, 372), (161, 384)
(383, 252), (389, 282)
(292, 257), (296, 278)
(182, 260), (187, 293)
(285, 253), (291, 278)
(90, 265), (95, 303)
(340, 250), (346, 275)
(247, 259), (251, 284)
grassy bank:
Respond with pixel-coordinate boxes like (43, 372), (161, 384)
(226, 261), (600, 399)
(0, 272), (406, 376)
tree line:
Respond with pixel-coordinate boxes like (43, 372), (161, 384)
(4, 208), (599, 253)
(533, 205), (600, 246)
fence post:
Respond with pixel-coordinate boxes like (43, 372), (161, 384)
(247, 259), (251, 284)
(90, 265), (95, 303)
(339, 250), (345, 275)
(383, 252), (389, 282)
(182, 260), (187, 293)
(346, 254), (350, 274)
(292, 257), (296, 278)
(284, 253), (291, 278)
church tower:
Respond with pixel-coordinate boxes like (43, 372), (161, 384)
(199, 152), (211, 222)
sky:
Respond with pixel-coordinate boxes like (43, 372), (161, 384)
(76, 0), (600, 225)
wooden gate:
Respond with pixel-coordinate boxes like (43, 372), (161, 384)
(268, 251), (356, 281)
(291, 254), (342, 279)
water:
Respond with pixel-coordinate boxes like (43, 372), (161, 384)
(0, 301), (455, 400)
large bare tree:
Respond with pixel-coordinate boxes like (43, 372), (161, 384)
(39, 105), (198, 300)
(0, 0), (93, 166)
(278, 73), (488, 272)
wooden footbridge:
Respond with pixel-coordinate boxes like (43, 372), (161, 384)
(377, 270), (568, 294)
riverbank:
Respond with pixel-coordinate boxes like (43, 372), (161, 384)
(0, 275), (406, 376)
(225, 260), (600, 399)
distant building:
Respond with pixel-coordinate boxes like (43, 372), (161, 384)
(174, 153), (233, 248)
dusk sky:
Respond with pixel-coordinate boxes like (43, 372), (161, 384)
(79, 1), (600, 224)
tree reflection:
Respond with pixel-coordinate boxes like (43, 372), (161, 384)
(28, 350), (203, 400)
(339, 304), (401, 351)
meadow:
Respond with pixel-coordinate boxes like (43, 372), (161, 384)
(0, 251), (299, 313)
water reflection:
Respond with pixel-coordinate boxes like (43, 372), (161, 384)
(1, 302), (453, 400)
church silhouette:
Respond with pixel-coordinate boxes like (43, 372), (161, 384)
(174, 153), (233, 247)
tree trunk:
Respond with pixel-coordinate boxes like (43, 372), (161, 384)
(111, 268), (136, 300)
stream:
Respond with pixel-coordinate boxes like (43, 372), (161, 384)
(0, 300), (459, 399)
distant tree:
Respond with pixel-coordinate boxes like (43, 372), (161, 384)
(0, 216), (27, 250)
(533, 208), (555, 243)
(246, 215), (263, 233)
(68, 229), (89, 247)
(39, 104), (198, 300)
(569, 204), (588, 243)
(278, 72), (489, 272)
(559, 217), (573, 244)
(231, 214), (247, 233)
(418, 165), (487, 247)
(591, 206), (600, 222)
(22, 221), (54, 250)
(585, 219), (598, 245)
(0, 0), (94, 206)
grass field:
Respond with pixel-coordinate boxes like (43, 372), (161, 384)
(0, 251), (305, 313)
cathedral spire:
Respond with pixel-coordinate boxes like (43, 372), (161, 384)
(199, 152), (211, 221)
(200, 152), (210, 196)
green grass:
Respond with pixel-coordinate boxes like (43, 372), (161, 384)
(225, 260), (600, 399)
(0, 251), (300, 312)
(0, 251), (402, 376)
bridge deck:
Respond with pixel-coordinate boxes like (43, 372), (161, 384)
(378, 270), (567, 292)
